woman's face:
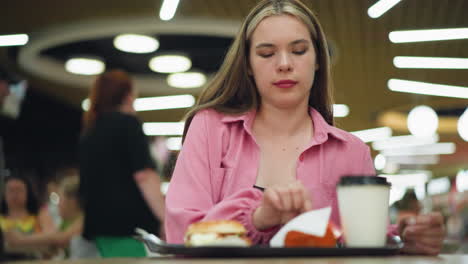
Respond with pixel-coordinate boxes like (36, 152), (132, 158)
(249, 14), (317, 110)
(5, 179), (28, 210)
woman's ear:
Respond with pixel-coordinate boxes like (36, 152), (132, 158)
(315, 63), (320, 71)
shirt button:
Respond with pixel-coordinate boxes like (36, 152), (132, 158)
(299, 154), (304, 162)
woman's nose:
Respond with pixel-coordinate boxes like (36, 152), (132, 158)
(277, 52), (293, 73)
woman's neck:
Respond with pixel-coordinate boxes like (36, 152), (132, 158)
(119, 103), (135, 115)
(7, 207), (30, 219)
(255, 103), (312, 137)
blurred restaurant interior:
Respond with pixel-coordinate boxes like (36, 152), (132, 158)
(0, 0), (468, 258)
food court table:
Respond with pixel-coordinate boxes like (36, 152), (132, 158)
(4, 255), (467, 264)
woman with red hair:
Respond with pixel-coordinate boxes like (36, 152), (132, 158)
(79, 70), (165, 257)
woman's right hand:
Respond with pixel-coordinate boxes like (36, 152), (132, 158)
(253, 181), (312, 230)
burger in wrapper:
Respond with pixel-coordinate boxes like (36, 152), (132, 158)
(185, 220), (252, 247)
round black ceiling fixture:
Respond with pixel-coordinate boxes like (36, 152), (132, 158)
(40, 34), (233, 76)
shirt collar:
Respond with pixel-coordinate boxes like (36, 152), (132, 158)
(221, 107), (347, 144)
(309, 108), (347, 144)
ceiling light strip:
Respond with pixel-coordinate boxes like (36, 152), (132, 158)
(82, 94), (195, 111)
(0, 34), (29, 46)
(394, 56), (468, 69)
(368, 0), (403, 19)
(143, 122), (185, 136)
(160, 0), (180, 21)
(372, 134), (439, 151)
(134, 95), (195, 111)
(389, 28), (468, 43)
(351, 127), (392, 143)
(381, 142), (456, 156)
(388, 79), (468, 99)
(166, 137), (182, 151)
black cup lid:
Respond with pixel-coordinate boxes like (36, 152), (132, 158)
(337, 175), (390, 186)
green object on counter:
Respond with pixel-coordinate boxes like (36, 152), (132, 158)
(95, 236), (146, 258)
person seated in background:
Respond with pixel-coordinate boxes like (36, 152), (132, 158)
(0, 175), (55, 259)
(5, 175), (82, 259)
(394, 189), (422, 226)
(79, 70), (165, 258)
(0, 66), (13, 261)
(165, 0), (445, 255)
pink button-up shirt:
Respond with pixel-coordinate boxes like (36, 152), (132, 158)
(165, 107), (377, 244)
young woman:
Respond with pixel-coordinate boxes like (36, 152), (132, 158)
(5, 176), (83, 258)
(1, 176), (55, 258)
(1, 176), (41, 235)
(165, 0), (445, 255)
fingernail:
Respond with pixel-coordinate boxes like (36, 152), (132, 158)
(408, 217), (416, 225)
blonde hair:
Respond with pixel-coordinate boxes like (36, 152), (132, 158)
(183, 0), (334, 140)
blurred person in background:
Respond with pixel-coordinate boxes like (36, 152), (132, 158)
(0, 77), (9, 106)
(0, 175), (55, 259)
(0, 66), (13, 193)
(5, 175), (83, 259)
(165, 0), (445, 255)
(79, 70), (165, 257)
(0, 66), (13, 260)
(394, 189), (422, 226)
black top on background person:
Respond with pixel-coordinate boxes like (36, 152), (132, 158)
(79, 112), (159, 238)
(79, 70), (165, 240)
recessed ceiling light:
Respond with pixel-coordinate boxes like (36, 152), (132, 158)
(143, 122), (185, 136)
(167, 72), (206, 88)
(388, 79), (468, 99)
(81, 99), (90, 111)
(393, 56), (468, 69)
(114, 34), (159, 53)
(160, 0), (180, 21)
(333, 104), (349, 117)
(407, 105), (438, 137)
(374, 154), (386, 170)
(389, 28), (468, 43)
(149, 55), (191, 73)
(367, 0), (402, 19)
(0, 34), (29, 46)
(65, 57), (105, 75)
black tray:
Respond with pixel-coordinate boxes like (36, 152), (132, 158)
(138, 236), (403, 258)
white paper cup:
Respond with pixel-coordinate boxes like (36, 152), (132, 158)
(337, 176), (390, 247)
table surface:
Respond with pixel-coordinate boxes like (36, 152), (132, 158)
(3, 254), (467, 264)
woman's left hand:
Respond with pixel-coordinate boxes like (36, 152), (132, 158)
(399, 212), (446, 255)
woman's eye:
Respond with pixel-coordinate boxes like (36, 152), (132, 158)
(259, 53), (274, 58)
(293, 49), (307, 55)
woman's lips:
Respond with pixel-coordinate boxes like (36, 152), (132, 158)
(273, 80), (298, 88)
